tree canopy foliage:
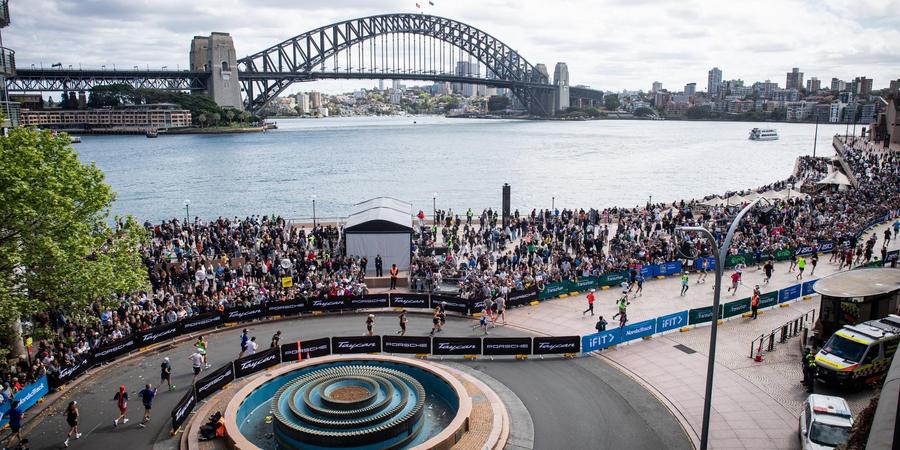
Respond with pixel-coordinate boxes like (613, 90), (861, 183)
(0, 124), (149, 333)
(87, 84), (257, 127)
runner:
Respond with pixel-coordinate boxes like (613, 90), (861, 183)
(238, 329), (250, 358)
(112, 385), (129, 428)
(270, 330), (282, 348)
(160, 357), (175, 391)
(612, 295), (629, 327)
(495, 295), (507, 324)
(366, 314), (375, 336)
(582, 289), (595, 316)
(763, 259), (774, 284)
(727, 270), (741, 296)
(789, 251), (798, 272)
(189, 349), (203, 384)
(1, 400), (24, 448)
(429, 307), (440, 336)
(246, 336), (258, 355)
(595, 316), (608, 333)
(478, 310), (490, 335)
(438, 302), (447, 330)
(620, 280), (630, 298)
(810, 253), (818, 276)
(680, 273), (689, 296)
(796, 255), (806, 280)
(137, 383), (156, 428)
(195, 336), (210, 369)
(634, 274), (644, 297)
(697, 258), (709, 284)
(397, 310), (408, 336)
(63, 401), (81, 447)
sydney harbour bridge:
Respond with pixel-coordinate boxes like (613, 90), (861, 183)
(6, 13), (604, 116)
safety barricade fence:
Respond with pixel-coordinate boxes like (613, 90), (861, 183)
(749, 309), (816, 359)
(0, 375), (49, 428)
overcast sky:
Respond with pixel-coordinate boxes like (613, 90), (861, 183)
(7, 0), (899, 95)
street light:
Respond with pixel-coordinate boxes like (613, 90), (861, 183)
(432, 192), (437, 224)
(674, 197), (768, 450)
(184, 199), (190, 224)
(551, 196), (556, 211)
(311, 195), (317, 228)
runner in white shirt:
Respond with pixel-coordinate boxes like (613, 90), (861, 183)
(247, 337), (258, 355)
(189, 351), (203, 383)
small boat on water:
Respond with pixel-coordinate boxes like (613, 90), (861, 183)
(146, 129), (158, 138)
(69, 136), (82, 143)
(749, 128), (778, 141)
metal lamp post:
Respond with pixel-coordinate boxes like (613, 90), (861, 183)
(432, 192), (437, 224)
(552, 196), (556, 211)
(311, 195), (317, 228)
(675, 197), (766, 450)
(184, 199), (190, 224)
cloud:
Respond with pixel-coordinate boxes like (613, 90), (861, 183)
(6, 0), (899, 94)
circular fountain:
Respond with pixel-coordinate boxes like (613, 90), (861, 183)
(225, 355), (473, 450)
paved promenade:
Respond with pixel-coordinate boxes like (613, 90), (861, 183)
(504, 220), (899, 449)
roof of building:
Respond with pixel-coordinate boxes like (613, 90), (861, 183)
(813, 268), (900, 298)
(344, 197), (413, 233)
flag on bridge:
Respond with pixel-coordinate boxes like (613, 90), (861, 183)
(429, 1), (434, 5)
(415, 2), (420, 7)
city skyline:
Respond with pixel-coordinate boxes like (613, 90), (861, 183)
(8, 0), (900, 95)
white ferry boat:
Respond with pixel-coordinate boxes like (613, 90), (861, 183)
(749, 128), (778, 141)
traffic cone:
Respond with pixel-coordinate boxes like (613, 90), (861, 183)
(754, 341), (764, 362)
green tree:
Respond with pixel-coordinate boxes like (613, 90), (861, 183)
(603, 94), (620, 111)
(686, 105), (713, 119)
(88, 84), (135, 108)
(0, 126), (148, 357)
(633, 107), (654, 117)
(197, 113), (207, 128)
(210, 112), (221, 127)
(488, 95), (510, 112)
(224, 109), (236, 124)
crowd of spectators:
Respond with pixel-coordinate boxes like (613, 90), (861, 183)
(2, 135), (898, 397)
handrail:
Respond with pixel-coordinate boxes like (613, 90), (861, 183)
(749, 309), (815, 358)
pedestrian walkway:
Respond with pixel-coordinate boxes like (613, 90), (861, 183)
(504, 220), (899, 450)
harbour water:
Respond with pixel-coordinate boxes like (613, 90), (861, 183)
(72, 116), (850, 221)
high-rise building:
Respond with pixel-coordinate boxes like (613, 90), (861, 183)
(392, 79), (401, 91)
(453, 61), (479, 97)
(851, 76), (873, 97)
(890, 79), (900, 96)
(806, 77), (821, 92)
(786, 68), (804, 90)
(652, 81), (663, 93)
(378, 80), (385, 91)
(707, 67), (722, 95)
(830, 78), (846, 92)
(295, 92), (310, 114)
(308, 91), (322, 109)
(684, 83), (696, 96)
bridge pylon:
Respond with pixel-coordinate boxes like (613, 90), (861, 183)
(190, 32), (243, 110)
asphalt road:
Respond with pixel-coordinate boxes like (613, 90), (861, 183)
(18, 312), (689, 450)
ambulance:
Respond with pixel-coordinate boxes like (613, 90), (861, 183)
(814, 314), (900, 387)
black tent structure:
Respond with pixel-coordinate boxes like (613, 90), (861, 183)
(344, 197), (413, 275)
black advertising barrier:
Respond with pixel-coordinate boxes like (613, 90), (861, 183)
(346, 294), (390, 309)
(233, 347), (280, 379)
(92, 335), (138, 364)
(430, 295), (472, 314)
(308, 297), (349, 312)
(179, 312), (223, 335)
(265, 298), (309, 317)
(171, 387), (197, 432)
(382, 335), (431, 354)
(482, 337), (532, 356)
(137, 322), (180, 348)
(533, 336), (581, 355)
(194, 363), (235, 402)
(432, 337), (482, 355)
(49, 354), (93, 388)
(506, 287), (539, 308)
(222, 305), (266, 323)
(389, 293), (431, 309)
(331, 336), (382, 354)
(280, 338), (332, 363)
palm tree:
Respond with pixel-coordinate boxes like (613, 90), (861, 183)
(210, 112), (221, 127)
(224, 109), (235, 125)
(197, 113), (207, 128)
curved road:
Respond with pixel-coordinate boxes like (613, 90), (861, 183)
(20, 313), (690, 450)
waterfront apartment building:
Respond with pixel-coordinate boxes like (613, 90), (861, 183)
(830, 102), (844, 123)
(785, 101), (814, 121)
(707, 67), (722, 95)
(851, 77), (873, 97)
(295, 92), (310, 114)
(21, 104), (192, 129)
(785, 68), (804, 90)
(309, 91), (323, 108)
(454, 61), (479, 97)
(830, 78), (847, 92)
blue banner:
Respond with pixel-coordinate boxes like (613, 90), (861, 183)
(778, 284), (802, 303)
(621, 319), (656, 342)
(801, 280), (818, 296)
(656, 310), (689, 333)
(658, 261), (683, 276)
(0, 375), (49, 428)
(796, 242), (835, 256)
(582, 329), (621, 352)
(640, 265), (659, 278)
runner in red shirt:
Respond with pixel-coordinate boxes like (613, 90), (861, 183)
(582, 289), (596, 316)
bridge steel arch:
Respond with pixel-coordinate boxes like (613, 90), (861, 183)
(237, 13), (554, 115)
